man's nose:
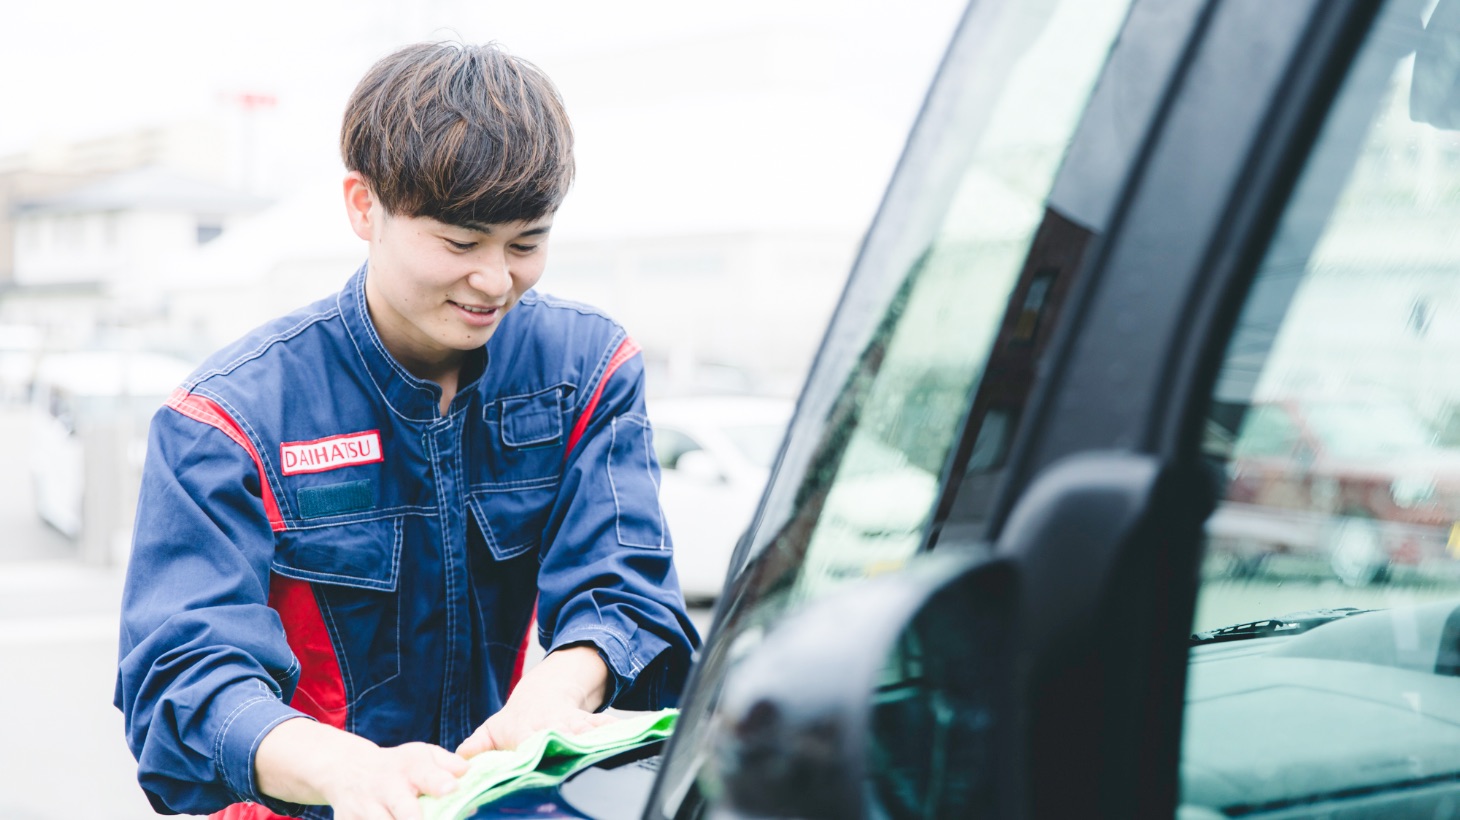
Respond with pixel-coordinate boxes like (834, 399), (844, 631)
(466, 249), (512, 298)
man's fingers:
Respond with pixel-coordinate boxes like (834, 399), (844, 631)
(430, 746), (470, 775)
(563, 715), (598, 735)
(456, 726), (495, 758)
(410, 768), (460, 798)
(385, 791), (425, 820)
(586, 712), (618, 728)
(402, 749), (463, 796)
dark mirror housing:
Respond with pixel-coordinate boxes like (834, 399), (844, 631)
(706, 550), (1015, 819)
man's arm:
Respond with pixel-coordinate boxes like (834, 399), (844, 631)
(118, 405), (311, 815)
(456, 333), (698, 758)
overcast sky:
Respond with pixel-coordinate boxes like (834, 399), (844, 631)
(2, 1), (966, 236)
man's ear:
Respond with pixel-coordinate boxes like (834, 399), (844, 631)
(343, 171), (377, 241)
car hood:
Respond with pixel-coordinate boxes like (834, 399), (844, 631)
(1181, 602), (1460, 812)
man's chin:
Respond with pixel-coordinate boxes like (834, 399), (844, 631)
(444, 326), (498, 350)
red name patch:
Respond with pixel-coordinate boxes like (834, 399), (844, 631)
(280, 430), (384, 475)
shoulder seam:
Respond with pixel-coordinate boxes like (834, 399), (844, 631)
(522, 291), (621, 324)
(187, 306), (341, 389)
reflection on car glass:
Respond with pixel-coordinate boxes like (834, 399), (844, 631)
(1185, 0), (1460, 816)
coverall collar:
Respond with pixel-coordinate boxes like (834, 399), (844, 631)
(338, 263), (487, 423)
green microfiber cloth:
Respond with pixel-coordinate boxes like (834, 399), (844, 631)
(420, 709), (678, 820)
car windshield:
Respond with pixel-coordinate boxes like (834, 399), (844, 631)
(721, 423), (784, 470)
(651, 0), (1138, 815)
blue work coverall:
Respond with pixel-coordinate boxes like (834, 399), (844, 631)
(115, 267), (699, 818)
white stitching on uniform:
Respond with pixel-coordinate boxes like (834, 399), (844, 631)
(609, 417), (665, 549)
(467, 476), (559, 492)
(640, 416), (665, 548)
(187, 308), (338, 388)
(314, 589), (354, 694)
(284, 507), (435, 531)
(213, 695), (273, 794)
(574, 332), (628, 418)
(340, 316), (437, 424)
(529, 291), (617, 321)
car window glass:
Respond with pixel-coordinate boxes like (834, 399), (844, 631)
(652, 0), (1136, 815)
(786, 0), (1134, 604)
(1184, 0), (1460, 814)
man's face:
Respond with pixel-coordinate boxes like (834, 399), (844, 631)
(347, 175), (551, 375)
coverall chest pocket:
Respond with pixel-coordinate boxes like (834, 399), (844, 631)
(271, 516), (403, 705)
(475, 384), (569, 560)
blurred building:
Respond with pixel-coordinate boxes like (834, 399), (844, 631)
(7, 167), (267, 346)
(0, 123), (266, 353)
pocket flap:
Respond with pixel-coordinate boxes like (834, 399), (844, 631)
(272, 517), (402, 591)
(500, 388), (564, 448)
(467, 488), (553, 561)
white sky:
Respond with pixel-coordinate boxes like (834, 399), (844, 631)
(1, 0), (966, 236)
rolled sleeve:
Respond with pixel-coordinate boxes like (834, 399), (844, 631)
(214, 689), (312, 811)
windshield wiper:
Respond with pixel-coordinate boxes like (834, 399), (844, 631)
(1190, 607), (1377, 645)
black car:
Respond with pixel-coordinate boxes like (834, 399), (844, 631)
(461, 0), (1460, 817)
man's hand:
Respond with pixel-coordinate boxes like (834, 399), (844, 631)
(456, 643), (617, 757)
(256, 717), (467, 820)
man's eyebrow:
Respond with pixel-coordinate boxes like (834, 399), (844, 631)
(457, 222), (553, 237)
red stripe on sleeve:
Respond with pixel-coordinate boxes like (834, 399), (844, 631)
(210, 802), (293, 820)
(565, 337), (641, 457)
(166, 388), (285, 531)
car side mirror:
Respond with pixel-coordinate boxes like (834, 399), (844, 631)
(676, 449), (726, 484)
(705, 549), (1014, 818)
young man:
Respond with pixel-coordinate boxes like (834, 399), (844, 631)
(115, 43), (699, 820)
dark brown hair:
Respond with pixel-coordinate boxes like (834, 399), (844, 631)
(340, 42), (574, 227)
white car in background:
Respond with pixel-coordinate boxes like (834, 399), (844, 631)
(29, 350), (194, 540)
(648, 395), (793, 603)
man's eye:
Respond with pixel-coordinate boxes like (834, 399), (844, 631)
(510, 244), (540, 254)
(446, 239), (477, 251)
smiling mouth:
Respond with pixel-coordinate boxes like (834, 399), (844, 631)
(450, 301), (501, 315)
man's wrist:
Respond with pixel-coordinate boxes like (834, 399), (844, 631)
(255, 717), (377, 806)
(541, 643), (611, 711)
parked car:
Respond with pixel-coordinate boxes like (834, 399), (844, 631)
(0, 323), (41, 404)
(435, 0), (1460, 817)
(29, 350), (193, 541)
(648, 395), (792, 603)
(1206, 398), (1460, 585)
